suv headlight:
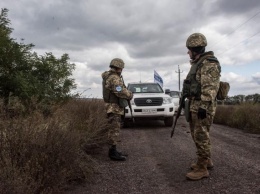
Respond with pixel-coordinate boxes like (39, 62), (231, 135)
(163, 97), (173, 104)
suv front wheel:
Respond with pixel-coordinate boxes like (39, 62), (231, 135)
(164, 117), (173, 127)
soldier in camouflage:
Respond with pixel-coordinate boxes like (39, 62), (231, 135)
(101, 58), (133, 161)
(183, 33), (221, 180)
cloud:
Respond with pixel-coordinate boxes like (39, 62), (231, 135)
(212, 0), (260, 14)
(1, 0), (260, 98)
(221, 72), (260, 95)
(252, 72), (260, 84)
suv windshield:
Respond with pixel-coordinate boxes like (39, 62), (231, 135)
(128, 83), (164, 93)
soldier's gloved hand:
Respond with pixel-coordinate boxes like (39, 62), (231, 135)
(197, 108), (207, 120)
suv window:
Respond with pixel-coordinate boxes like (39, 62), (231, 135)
(128, 83), (163, 93)
(170, 91), (181, 98)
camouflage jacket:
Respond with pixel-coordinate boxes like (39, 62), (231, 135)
(188, 51), (221, 116)
(101, 69), (133, 115)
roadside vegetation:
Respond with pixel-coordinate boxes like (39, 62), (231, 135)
(0, 8), (109, 193)
(214, 93), (260, 134)
(214, 102), (260, 134)
(0, 98), (108, 194)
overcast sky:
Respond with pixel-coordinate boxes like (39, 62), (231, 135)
(1, 0), (260, 98)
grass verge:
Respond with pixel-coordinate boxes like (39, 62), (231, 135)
(0, 98), (108, 194)
(214, 103), (260, 134)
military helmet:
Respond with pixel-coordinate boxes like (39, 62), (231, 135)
(110, 58), (124, 69)
(186, 33), (207, 48)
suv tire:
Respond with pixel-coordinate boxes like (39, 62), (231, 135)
(122, 119), (135, 128)
(164, 117), (173, 127)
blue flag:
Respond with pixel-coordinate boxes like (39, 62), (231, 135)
(154, 70), (163, 87)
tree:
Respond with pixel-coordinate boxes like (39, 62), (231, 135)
(32, 52), (76, 103)
(245, 94), (260, 104)
(0, 8), (76, 107)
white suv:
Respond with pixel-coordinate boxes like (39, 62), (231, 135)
(165, 90), (181, 114)
(124, 82), (175, 127)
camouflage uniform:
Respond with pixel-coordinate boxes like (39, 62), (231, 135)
(101, 65), (133, 146)
(184, 33), (221, 180)
(188, 51), (220, 159)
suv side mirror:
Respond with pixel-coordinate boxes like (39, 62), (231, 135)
(165, 89), (170, 94)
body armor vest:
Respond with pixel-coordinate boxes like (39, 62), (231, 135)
(183, 53), (220, 99)
(102, 72), (119, 104)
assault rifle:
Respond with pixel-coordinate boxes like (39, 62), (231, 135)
(127, 99), (135, 123)
(171, 95), (186, 138)
(121, 75), (135, 123)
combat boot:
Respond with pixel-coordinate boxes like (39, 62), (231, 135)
(108, 145), (126, 161)
(186, 158), (209, 180)
(117, 151), (128, 157)
(190, 158), (214, 170)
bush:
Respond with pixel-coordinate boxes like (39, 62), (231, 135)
(0, 98), (108, 194)
(63, 99), (109, 152)
(214, 103), (260, 133)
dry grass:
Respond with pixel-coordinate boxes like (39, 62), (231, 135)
(214, 103), (260, 134)
(0, 98), (108, 194)
(3, 97), (258, 193)
(63, 99), (109, 146)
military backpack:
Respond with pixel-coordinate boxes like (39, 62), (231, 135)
(216, 81), (230, 100)
(202, 56), (230, 101)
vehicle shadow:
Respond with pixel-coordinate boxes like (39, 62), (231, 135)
(123, 119), (170, 130)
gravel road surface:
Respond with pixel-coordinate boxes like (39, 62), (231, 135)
(68, 116), (260, 194)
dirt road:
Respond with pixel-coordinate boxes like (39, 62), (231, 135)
(69, 116), (260, 194)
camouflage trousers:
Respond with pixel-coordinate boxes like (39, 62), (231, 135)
(189, 112), (214, 159)
(107, 113), (121, 146)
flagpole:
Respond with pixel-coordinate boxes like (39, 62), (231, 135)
(175, 65), (183, 92)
